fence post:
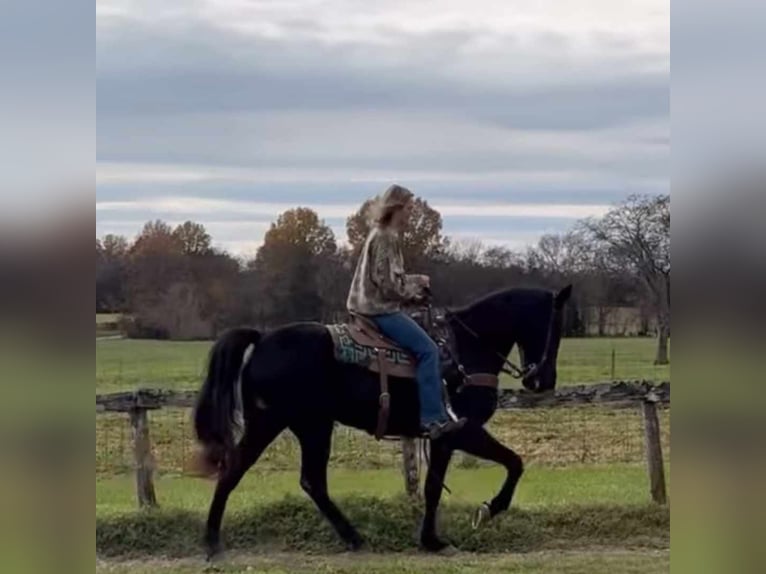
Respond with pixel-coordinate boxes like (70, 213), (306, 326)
(129, 407), (157, 508)
(401, 438), (420, 498)
(641, 395), (667, 505)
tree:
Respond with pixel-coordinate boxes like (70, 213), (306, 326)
(125, 220), (202, 338)
(482, 245), (521, 269)
(526, 231), (590, 277)
(173, 221), (212, 256)
(586, 195), (670, 363)
(186, 249), (244, 335)
(346, 196), (445, 268)
(525, 231), (600, 335)
(97, 234), (130, 311)
(252, 208), (338, 325)
(101, 234), (129, 261)
(265, 208), (336, 256)
(127, 221), (186, 305)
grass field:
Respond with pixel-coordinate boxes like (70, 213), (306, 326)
(97, 464), (667, 515)
(96, 336), (670, 394)
(97, 466), (669, 558)
(96, 335), (670, 572)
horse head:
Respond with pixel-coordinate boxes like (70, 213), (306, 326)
(519, 284), (572, 392)
(444, 284), (573, 422)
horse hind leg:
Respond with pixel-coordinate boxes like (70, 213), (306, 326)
(293, 421), (364, 550)
(204, 411), (286, 560)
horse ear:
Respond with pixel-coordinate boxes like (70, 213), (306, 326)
(555, 284), (573, 308)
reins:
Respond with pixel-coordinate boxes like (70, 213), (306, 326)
(445, 298), (559, 384)
(448, 313), (531, 380)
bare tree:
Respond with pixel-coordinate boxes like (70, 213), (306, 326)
(586, 195), (670, 363)
(529, 232), (578, 273)
(482, 245), (521, 269)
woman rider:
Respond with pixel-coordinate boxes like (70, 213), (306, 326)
(346, 184), (466, 440)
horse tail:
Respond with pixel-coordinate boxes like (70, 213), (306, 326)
(192, 327), (261, 476)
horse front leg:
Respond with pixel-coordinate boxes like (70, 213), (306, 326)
(452, 423), (524, 527)
(420, 439), (453, 552)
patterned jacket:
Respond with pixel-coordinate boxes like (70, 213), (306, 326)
(346, 226), (422, 315)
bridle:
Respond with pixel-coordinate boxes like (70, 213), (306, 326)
(448, 313), (532, 379)
(429, 297), (559, 389)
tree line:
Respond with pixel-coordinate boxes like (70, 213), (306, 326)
(96, 193), (670, 363)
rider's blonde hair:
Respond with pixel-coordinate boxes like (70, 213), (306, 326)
(371, 184), (414, 227)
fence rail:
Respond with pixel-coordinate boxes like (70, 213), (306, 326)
(97, 380), (670, 413)
(96, 380), (669, 508)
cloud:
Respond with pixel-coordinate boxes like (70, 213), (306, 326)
(96, 0), (669, 253)
(96, 196), (609, 220)
(95, 196), (605, 254)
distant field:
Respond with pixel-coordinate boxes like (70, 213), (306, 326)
(97, 339), (210, 392)
(97, 313), (121, 325)
(96, 336), (669, 394)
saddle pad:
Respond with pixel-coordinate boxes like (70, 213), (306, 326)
(327, 324), (416, 378)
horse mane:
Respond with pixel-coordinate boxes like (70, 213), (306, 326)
(448, 286), (553, 316)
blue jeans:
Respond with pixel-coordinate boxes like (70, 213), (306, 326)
(370, 312), (447, 426)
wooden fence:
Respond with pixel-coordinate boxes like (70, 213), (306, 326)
(96, 380), (669, 508)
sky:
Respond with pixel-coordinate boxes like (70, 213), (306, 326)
(96, 0), (669, 257)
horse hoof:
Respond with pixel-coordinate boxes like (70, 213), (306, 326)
(346, 537), (366, 552)
(439, 544), (459, 556)
(204, 538), (224, 563)
(471, 502), (491, 530)
(421, 536), (450, 553)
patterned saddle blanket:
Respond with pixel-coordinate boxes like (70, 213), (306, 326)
(326, 309), (458, 441)
(326, 315), (417, 378)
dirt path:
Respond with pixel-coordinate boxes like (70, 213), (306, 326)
(97, 548), (669, 573)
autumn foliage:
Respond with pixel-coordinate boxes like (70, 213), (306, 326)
(96, 194), (669, 355)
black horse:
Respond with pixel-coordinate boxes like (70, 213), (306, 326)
(194, 285), (572, 557)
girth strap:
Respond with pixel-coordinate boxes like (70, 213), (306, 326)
(374, 348), (391, 440)
(465, 373), (500, 388)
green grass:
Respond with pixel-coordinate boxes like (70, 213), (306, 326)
(97, 465), (669, 557)
(96, 337), (669, 394)
(97, 550), (670, 574)
(97, 464), (665, 515)
(97, 339), (211, 392)
(98, 493), (668, 557)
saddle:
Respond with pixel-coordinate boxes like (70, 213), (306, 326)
(327, 313), (420, 440)
(328, 314), (417, 376)
(326, 309), (498, 440)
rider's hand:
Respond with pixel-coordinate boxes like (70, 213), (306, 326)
(412, 274), (430, 288)
(415, 285), (432, 303)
